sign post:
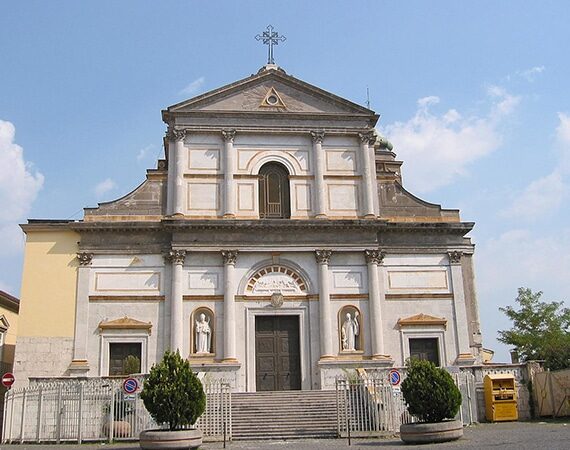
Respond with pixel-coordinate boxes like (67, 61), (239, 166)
(122, 377), (139, 395)
(388, 369), (401, 392)
(2, 372), (15, 389)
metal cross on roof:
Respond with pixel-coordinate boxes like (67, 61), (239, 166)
(255, 25), (286, 65)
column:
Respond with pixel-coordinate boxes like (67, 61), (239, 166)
(167, 249), (186, 353)
(222, 249), (239, 362)
(365, 249), (389, 359)
(167, 128), (187, 216)
(69, 252), (93, 374)
(448, 251), (475, 362)
(222, 129), (237, 218)
(310, 131), (326, 218)
(359, 131), (377, 218)
(315, 249), (334, 359)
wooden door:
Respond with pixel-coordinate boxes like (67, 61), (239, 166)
(255, 316), (301, 391)
(409, 338), (440, 366)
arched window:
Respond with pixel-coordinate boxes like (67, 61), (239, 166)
(259, 162), (290, 219)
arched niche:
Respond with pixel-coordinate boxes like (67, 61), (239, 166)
(258, 161), (291, 219)
(191, 307), (215, 355)
(338, 305), (363, 353)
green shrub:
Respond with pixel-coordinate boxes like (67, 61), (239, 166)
(401, 359), (462, 423)
(140, 350), (206, 431)
(123, 355), (141, 375)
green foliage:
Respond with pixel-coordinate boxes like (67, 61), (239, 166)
(140, 350), (206, 431)
(498, 288), (570, 371)
(401, 359), (462, 423)
(123, 355), (141, 375)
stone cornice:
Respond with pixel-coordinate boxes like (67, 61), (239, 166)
(24, 218), (475, 237)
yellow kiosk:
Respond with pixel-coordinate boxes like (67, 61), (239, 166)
(484, 374), (518, 421)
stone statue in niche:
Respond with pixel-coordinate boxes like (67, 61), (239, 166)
(341, 311), (360, 351)
(195, 313), (212, 354)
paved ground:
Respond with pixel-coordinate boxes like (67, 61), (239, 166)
(1, 421), (568, 450)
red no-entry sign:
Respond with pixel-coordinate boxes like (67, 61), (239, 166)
(2, 372), (15, 388)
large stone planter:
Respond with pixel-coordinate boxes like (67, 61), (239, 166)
(139, 428), (202, 449)
(400, 419), (463, 444)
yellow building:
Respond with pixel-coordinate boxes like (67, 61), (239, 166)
(0, 290), (19, 373)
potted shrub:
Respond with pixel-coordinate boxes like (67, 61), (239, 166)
(400, 359), (463, 444)
(139, 350), (206, 449)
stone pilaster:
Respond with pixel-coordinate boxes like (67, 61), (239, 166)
(310, 131), (326, 218)
(364, 249), (391, 361)
(315, 249), (334, 359)
(222, 250), (239, 362)
(448, 251), (476, 364)
(359, 131), (377, 218)
(69, 252), (93, 374)
(222, 129), (236, 218)
(166, 249), (186, 353)
(167, 128), (187, 216)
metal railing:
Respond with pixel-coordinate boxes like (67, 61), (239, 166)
(336, 370), (478, 437)
(1, 378), (231, 444)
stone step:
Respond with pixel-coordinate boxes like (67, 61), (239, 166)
(231, 390), (338, 440)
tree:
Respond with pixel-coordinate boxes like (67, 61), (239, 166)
(140, 350), (206, 431)
(401, 358), (462, 423)
(498, 287), (570, 371)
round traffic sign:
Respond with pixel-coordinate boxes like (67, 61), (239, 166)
(123, 377), (139, 394)
(388, 369), (401, 386)
(2, 372), (15, 388)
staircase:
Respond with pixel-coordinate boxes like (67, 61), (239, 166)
(231, 390), (338, 440)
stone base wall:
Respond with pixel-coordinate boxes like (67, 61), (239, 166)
(12, 336), (74, 388)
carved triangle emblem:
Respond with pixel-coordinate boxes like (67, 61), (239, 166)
(260, 87), (287, 108)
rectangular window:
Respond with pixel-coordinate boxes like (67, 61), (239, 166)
(409, 338), (440, 366)
(109, 342), (142, 376)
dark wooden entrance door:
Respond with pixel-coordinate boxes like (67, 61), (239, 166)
(409, 338), (440, 366)
(255, 315), (301, 391)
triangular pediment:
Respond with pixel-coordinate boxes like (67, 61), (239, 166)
(397, 313), (447, 328)
(166, 68), (373, 116)
(98, 316), (152, 332)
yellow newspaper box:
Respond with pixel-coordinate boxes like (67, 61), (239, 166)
(484, 374), (518, 421)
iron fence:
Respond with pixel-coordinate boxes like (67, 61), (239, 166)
(1, 378), (231, 444)
(336, 370), (477, 437)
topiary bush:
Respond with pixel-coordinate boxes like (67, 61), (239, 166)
(140, 350), (206, 431)
(401, 359), (462, 423)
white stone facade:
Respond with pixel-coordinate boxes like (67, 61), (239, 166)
(17, 65), (483, 391)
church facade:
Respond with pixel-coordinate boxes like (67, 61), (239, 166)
(15, 65), (482, 391)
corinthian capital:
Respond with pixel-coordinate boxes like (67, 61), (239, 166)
(221, 129), (237, 143)
(358, 131), (376, 145)
(77, 252), (93, 266)
(167, 128), (188, 142)
(364, 249), (385, 265)
(314, 249), (332, 265)
(221, 249), (239, 265)
(447, 251), (463, 264)
(310, 130), (325, 144)
(166, 249), (187, 265)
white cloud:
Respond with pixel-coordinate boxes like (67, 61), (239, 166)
(380, 87), (519, 193)
(0, 120), (44, 256)
(501, 172), (567, 219)
(94, 178), (117, 198)
(476, 227), (570, 360)
(137, 144), (154, 162)
(180, 77), (205, 96)
(517, 65), (546, 82)
(502, 113), (570, 219)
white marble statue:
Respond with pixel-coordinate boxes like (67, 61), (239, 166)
(341, 312), (359, 351)
(195, 313), (211, 353)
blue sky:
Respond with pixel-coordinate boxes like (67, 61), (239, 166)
(1, 1), (569, 362)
